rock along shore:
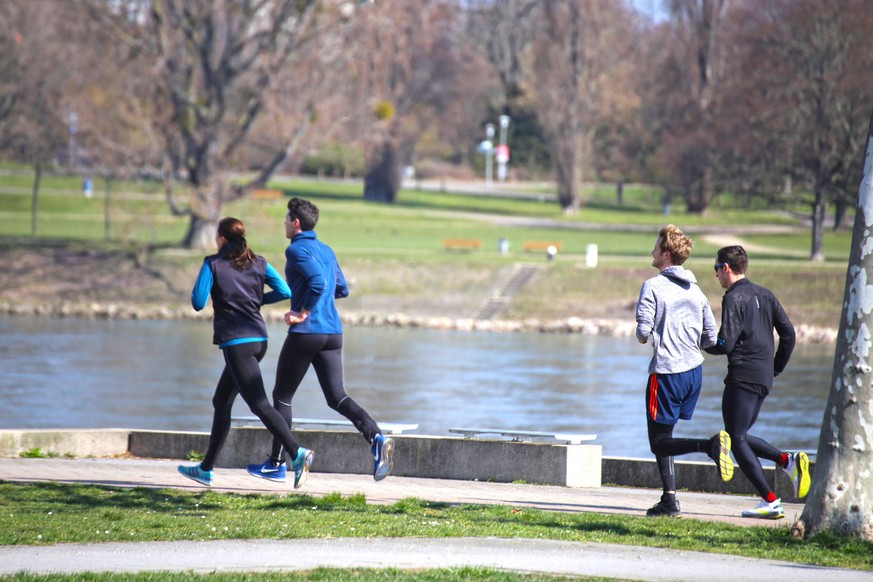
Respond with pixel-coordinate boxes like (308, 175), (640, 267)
(0, 301), (838, 344)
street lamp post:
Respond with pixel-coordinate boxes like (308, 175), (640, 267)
(497, 114), (510, 182)
(485, 123), (495, 190)
(67, 110), (78, 170)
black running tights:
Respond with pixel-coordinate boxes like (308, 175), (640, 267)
(646, 418), (710, 493)
(201, 341), (301, 471)
(270, 333), (381, 462)
(722, 384), (782, 498)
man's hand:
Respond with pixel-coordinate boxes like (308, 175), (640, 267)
(284, 309), (310, 325)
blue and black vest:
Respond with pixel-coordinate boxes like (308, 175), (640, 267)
(206, 250), (268, 345)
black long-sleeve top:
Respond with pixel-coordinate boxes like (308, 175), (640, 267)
(704, 278), (796, 393)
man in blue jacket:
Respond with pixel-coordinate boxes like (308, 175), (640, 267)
(706, 245), (807, 519)
(247, 198), (395, 486)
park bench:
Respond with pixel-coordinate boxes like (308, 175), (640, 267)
(523, 241), (563, 253)
(252, 188), (282, 200)
(449, 427), (597, 445)
(231, 416), (418, 435)
(444, 238), (482, 251)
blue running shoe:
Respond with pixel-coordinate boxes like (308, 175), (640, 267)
(372, 434), (394, 481)
(290, 447), (314, 489)
(246, 458), (287, 483)
(177, 464), (213, 487)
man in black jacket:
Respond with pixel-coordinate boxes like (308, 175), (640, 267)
(706, 245), (809, 519)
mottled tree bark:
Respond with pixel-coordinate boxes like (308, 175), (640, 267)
(797, 109), (873, 541)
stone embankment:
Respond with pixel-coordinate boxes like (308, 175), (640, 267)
(0, 301), (838, 343)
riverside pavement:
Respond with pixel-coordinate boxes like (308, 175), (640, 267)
(1, 457), (872, 580)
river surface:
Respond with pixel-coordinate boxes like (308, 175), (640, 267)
(1, 316), (836, 458)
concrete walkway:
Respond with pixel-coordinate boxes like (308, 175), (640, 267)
(1, 457), (871, 580)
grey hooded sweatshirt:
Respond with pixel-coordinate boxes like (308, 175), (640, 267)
(635, 265), (717, 375)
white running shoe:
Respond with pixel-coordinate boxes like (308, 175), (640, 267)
(741, 498), (784, 520)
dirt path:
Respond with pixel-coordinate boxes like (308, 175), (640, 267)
(700, 233), (809, 258)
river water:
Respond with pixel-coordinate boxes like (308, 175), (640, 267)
(1, 316), (836, 459)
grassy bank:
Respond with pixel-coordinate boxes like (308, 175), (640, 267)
(1, 482), (871, 571)
(0, 174), (852, 330)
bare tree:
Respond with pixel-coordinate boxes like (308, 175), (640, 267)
(0, 30), (22, 149)
(80, 0), (337, 249)
(464, 0), (552, 180)
(795, 107), (873, 541)
(531, 1), (635, 212)
(0, 2), (80, 236)
(725, 0), (873, 261)
(353, 0), (480, 203)
(467, 0), (538, 100)
(658, 0), (730, 214)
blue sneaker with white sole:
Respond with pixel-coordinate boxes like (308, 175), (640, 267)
(247, 458), (287, 483)
(372, 434), (394, 481)
(177, 464), (214, 487)
(290, 447), (314, 489)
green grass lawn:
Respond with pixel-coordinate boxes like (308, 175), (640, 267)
(1, 482), (871, 571)
(0, 171), (851, 261)
(0, 172), (853, 329)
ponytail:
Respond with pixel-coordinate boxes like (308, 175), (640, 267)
(217, 217), (257, 270)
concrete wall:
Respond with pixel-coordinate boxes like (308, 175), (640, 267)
(0, 429), (130, 458)
(0, 428), (812, 499)
(129, 428), (602, 488)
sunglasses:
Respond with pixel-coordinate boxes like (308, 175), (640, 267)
(714, 262), (726, 272)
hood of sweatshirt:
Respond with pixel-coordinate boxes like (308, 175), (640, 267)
(660, 265), (698, 285)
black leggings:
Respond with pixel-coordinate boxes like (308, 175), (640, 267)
(647, 418), (711, 493)
(200, 341), (302, 471)
(270, 333), (381, 462)
(722, 384), (782, 498)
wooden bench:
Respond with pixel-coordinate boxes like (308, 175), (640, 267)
(232, 416), (418, 435)
(252, 188), (282, 200)
(523, 241), (563, 253)
(444, 238), (482, 251)
(449, 427), (596, 445)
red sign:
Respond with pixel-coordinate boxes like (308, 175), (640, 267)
(496, 144), (510, 163)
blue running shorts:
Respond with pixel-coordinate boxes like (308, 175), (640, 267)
(646, 365), (703, 425)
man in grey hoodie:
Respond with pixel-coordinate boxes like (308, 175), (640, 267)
(635, 224), (732, 517)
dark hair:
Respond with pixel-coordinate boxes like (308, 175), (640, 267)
(658, 224), (693, 265)
(287, 197), (319, 231)
(716, 245), (748, 274)
(217, 217), (257, 270)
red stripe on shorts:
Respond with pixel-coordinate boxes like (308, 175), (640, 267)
(648, 373), (659, 420)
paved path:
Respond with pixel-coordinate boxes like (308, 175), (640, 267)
(1, 457), (872, 580)
(0, 457), (799, 528)
(3, 537), (871, 581)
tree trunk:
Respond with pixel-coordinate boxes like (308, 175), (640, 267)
(364, 141), (400, 204)
(810, 195), (826, 262)
(684, 165), (713, 214)
(554, 141), (580, 213)
(30, 162), (41, 237)
(834, 199), (850, 231)
(103, 177), (112, 241)
(183, 215), (218, 250)
(796, 109), (873, 541)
